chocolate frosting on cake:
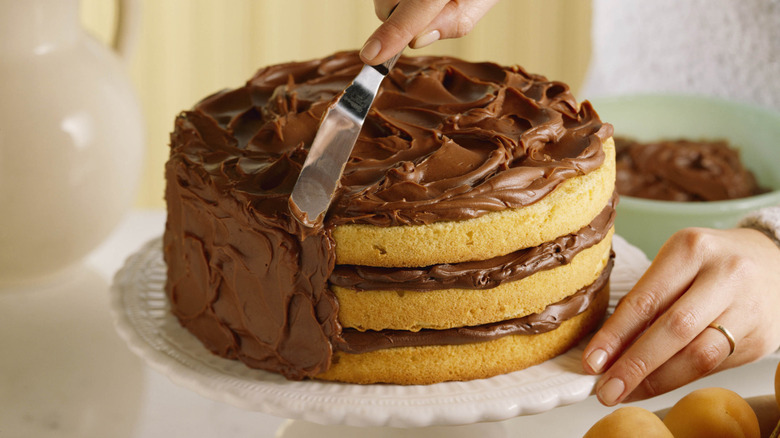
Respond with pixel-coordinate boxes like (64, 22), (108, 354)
(165, 52), (614, 380)
(188, 51), (612, 226)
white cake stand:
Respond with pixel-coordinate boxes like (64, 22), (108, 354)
(110, 235), (649, 437)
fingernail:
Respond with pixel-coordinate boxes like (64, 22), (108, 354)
(586, 349), (608, 373)
(360, 39), (381, 62)
(410, 29), (440, 49)
(598, 377), (625, 406)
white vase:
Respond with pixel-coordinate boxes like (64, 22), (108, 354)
(0, 0), (144, 285)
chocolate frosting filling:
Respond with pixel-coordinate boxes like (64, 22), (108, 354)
(330, 193), (616, 291)
(165, 52), (613, 380)
(338, 256), (614, 354)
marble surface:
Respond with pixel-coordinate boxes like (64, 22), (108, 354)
(1, 210), (777, 437)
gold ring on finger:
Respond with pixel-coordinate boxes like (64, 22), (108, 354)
(708, 323), (736, 357)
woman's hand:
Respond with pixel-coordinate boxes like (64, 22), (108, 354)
(583, 227), (780, 406)
(360, 0), (500, 65)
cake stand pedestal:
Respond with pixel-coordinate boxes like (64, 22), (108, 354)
(110, 235), (649, 435)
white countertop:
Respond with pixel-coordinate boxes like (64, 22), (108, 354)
(2, 210), (777, 437)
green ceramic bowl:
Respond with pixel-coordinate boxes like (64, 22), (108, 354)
(589, 94), (780, 258)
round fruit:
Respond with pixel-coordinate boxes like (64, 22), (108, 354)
(663, 387), (760, 438)
(584, 406), (673, 438)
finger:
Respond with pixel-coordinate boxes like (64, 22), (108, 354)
(624, 317), (741, 402)
(360, 0), (449, 64)
(583, 234), (704, 375)
(373, 0), (400, 21)
(410, 0), (500, 48)
(593, 267), (733, 406)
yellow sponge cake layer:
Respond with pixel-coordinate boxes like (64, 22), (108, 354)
(333, 138), (616, 267)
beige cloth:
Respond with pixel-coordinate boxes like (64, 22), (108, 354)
(739, 206), (780, 249)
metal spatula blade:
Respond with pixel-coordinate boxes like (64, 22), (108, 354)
(289, 53), (401, 227)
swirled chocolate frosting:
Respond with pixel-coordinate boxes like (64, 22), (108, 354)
(615, 137), (767, 201)
(164, 51), (613, 380)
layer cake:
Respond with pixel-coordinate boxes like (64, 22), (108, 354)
(164, 51), (616, 384)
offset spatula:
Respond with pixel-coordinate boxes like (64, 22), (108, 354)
(288, 53), (402, 227)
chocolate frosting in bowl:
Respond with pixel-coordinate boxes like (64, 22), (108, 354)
(165, 51), (614, 380)
(615, 137), (767, 202)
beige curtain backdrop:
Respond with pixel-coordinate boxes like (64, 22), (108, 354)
(80, 0), (592, 209)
